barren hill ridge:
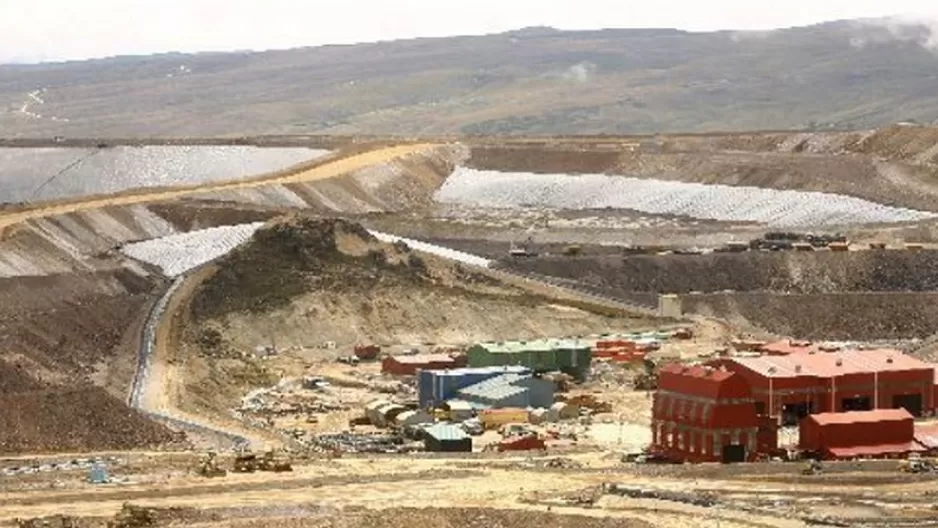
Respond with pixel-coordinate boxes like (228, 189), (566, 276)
(4, 20), (938, 136)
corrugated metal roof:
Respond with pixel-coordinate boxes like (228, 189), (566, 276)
(461, 383), (526, 402)
(828, 442), (923, 457)
(476, 338), (591, 354)
(809, 409), (912, 426)
(729, 349), (931, 378)
(424, 423), (470, 442)
(915, 423), (938, 449)
(390, 354), (459, 364)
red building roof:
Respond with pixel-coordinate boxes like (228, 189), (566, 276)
(808, 409), (913, 426)
(915, 423), (938, 450)
(657, 363), (748, 400)
(727, 349), (931, 379)
(828, 442), (924, 458)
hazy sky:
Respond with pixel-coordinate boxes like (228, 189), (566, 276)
(2, 0), (937, 63)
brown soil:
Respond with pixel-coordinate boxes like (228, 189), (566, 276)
(0, 271), (162, 383)
(501, 250), (938, 296)
(681, 292), (938, 340)
(0, 387), (176, 454)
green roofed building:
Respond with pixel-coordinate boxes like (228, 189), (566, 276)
(466, 339), (592, 379)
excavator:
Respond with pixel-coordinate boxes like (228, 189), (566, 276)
(232, 449), (293, 473)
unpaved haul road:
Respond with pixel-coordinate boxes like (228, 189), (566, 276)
(115, 144), (439, 449)
(0, 143), (438, 231)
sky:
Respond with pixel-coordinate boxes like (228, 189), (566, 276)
(2, 0), (938, 64)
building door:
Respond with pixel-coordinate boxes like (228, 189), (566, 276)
(842, 396), (871, 412)
(781, 402), (812, 426)
(893, 394), (924, 417)
(721, 444), (746, 464)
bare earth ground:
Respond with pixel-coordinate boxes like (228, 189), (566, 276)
(7, 132), (938, 525)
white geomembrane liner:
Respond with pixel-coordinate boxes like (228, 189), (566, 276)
(121, 224), (491, 277)
(436, 168), (938, 227)
(121, 222), (266, 277)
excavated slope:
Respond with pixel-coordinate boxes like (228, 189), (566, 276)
(681, 292), (938, 341)
(0, 387), (177, 454)
(502, 250), (938, 295)
(467, 127), (938, 212)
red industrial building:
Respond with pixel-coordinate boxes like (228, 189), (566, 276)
(381, 354), (467, 376)
(711, 350), (936, 426)
(799, 409), (922, 460)
(652, 364), (771, 463)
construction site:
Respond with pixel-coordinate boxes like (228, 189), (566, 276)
(8, 127), (938, 527)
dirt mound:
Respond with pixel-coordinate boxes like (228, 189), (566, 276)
(190, 216), (431, 320)
(0, 387), (176, 454)
(502, 250), (938, 296)
(0, 270), (162, 385)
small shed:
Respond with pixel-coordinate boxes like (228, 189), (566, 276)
(423, 423), (472, 452)
(443, 400), (474, 422)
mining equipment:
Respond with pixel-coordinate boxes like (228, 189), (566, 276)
(258, 450), (293, 472)
(195, 451), (227, 478)
(899, 456), (935, 473)
(232, 451), (259, 473)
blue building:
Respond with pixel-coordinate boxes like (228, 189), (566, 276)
(418, 366), (531, 408)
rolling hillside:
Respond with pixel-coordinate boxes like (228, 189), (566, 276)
(3, 20), (938, 137)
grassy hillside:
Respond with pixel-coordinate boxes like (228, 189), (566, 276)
(3, 21), (938, 136)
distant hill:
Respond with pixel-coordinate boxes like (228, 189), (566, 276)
(3, 19), (938, 137)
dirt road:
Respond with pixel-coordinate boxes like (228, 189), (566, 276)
(0, 143), (439, 232)
(0, 456), (806, 527)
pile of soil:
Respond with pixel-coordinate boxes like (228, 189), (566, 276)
(0, 387), (176, 454)
(191, 216), (457, 320)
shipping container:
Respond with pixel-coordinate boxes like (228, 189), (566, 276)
(479, 408), (529, 429)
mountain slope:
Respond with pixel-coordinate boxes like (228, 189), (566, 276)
(3, 20), (938, 136)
